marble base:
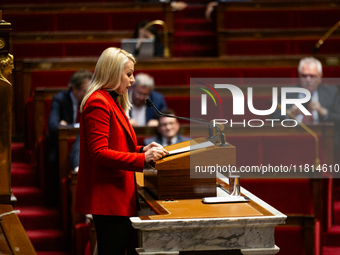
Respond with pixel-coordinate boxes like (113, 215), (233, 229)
(136, 249), (179, 255)
(133, 218), (277, 252)
(132, 174), (286, 254)
(136, 245), (279, 255)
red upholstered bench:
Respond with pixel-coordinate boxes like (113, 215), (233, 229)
(261, 135), (325, 166)
(30, 71), (76, 96)
(165, 95), (274, 123)
(242, 178), (314, 215)
(223, 38), (340, 56)
(25, 67), (340, 98)
(241, 178), (316, 255)
(12, 42), (120, 58)
(135, 67), (299, 85)
(222, 9), (340, 29)
(7, 11), (165, 32)
(227, 134), (325, 168)
(226, 136), (262, 168)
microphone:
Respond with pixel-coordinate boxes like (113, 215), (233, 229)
(134, 39), (143, 56)
(312, 20), (340, 54)
(277, 103), (320, 168)
(145, 98), (228, 146)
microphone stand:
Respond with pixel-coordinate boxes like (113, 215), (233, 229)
(135, 20), (170, 58)
(278, 104), (320, 168)
(146, 98), (229, 146)
(312, 20), (340, 54)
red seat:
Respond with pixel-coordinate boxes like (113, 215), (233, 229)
(75, 223), (90, 255)
(224, 38), (340, 56)
(12, 42), (120, 58)
(222, 9), (340, 29)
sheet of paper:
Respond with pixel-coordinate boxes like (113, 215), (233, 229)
(202, 196), (250, 204)
(166, 141), (214, 156)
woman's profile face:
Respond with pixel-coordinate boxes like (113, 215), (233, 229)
(115, 60), (135, 95)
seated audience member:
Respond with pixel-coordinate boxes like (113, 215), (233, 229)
(144, 109), (189, 146)
(129, 73), (167, 127)
(205, 1), (218, 22)
(272, 57), (340, 124)
(272, 57), (340, 159)
(47, 69), (92, 177)
(133, 20), (164, 57)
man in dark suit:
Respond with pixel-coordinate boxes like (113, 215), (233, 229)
(129, 72), (167, 127)
(272, 57), (340, 160)
(48, 69), (92, 175)
(144, 109), (189, 146)
(273, 57), (340, 124)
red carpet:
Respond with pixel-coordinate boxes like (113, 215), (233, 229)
(11, 143), (71, 254)
(323, 193), (340, 255)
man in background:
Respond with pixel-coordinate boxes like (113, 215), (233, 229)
(288, 57), (340, 124)
(48, 69), (92, 178)
(272, 57), (340, 125)
(144, 109), (189, 146)
(129, 72), (167, 127)
(272, 57), (340, 159)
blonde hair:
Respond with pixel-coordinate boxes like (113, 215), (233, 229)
(80, 47), (136, 115)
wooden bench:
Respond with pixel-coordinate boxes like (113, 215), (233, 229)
(216, 1), (340, 57)
(3, 3), (173, 32)
(216, 1), (340, 30)
(0, 204), (36, 254)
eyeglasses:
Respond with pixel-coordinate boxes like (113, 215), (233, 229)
(300, 74), (319, 79)
(134, 90), (150, 99)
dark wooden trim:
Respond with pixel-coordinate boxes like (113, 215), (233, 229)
(1, 3), (167, 14)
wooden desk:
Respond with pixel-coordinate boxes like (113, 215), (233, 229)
(57, 122), (335, 179)
(132, 172), (286, 255)
(0, 204), (36, 255)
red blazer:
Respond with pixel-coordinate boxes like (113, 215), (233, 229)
(75, 89), (145, 216)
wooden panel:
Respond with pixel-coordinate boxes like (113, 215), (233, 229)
(0, 226), (13, 255)
(144, 138), (236, 200)
(0, 78), (12, 204)
(144, 168), (217, 200)
(1, 3), (166, 14)
(0, 205), (36, 255)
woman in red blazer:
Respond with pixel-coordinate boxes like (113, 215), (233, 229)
(75, 47), (167, 254)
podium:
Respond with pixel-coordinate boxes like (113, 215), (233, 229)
(144, 137), (236, 200)
(133, 172), (286, 255)
(132, 137), (287, 254)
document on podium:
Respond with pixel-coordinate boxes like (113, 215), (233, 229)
(166, 141), (214, 157)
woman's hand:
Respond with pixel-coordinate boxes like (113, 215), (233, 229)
(144, 142), (168, 163)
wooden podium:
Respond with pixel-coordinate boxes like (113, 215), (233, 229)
(143, 137), (236, 200)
